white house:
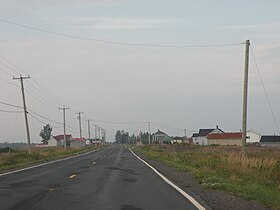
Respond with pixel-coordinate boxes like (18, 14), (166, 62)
(47, 137), (61, 147)
(48, 134), (72, 147)
(196, 126), (224, 145)
(152, 129), (170, 144)
(246, 130), (261, 144)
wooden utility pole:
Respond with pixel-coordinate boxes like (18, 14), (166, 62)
(97, 127), (101, 139)
(148, 121), (151, 145)
(13, 75), (31, 154)
(59, 106), (69, 150)
(94, 125), (98, 140)
(184, 129), (187, 142)
(242, 40), (250, 158)
(86, 119), (92, 139)
(76, 112), (83, 138)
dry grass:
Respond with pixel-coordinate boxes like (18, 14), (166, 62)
(134, 145), (280, 209)
(0, 147), (95, 171)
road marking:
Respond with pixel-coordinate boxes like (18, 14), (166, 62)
(68, 174), (77, 179)
(0, 149), (101, 177)
(129, 148), (206, 210)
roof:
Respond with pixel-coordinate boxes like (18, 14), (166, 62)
(71, 138), (86, 142)
(153, 129), (167, 136)
(53, 135), (72, 141)
(198, 129), (215, 136)
(260, 136), (280, 143)
(207, 133), (242, 140)
(192, 133), (199, 137)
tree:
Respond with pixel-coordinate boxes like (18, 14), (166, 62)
(39, 124), (52, 144)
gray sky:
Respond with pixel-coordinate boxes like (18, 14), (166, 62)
(0, 0), (280, 143)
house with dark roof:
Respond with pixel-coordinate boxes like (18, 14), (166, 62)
(208, 132), (242, 146)
(152, 129), (171, 144)
(260, 136), (280, 147)
(194, 125), (224, 145)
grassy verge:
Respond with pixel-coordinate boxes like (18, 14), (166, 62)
(0, 146), (102, 172)
(133, 145), (280, 210)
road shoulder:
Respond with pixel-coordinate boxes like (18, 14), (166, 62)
(133, 150), (271, 210)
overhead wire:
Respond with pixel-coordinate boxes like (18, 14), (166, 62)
(0, 101), (23, 109)
(0, 109), (23, 113)
(92, 119), (148, 124)
(0, 18), (244, 48)
(0, 66), (13, 77)
(0, 77), (19, 88)
(28, 112), (62, 128)
(28, 109), (79, 130)
(151, 121), (197, 132)
(250, 45), (280, 134)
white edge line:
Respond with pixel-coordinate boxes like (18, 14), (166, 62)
(129, 148), (206, 210)
(0, 149), (101, 177)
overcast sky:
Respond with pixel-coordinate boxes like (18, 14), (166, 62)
(0, 0), (280, 143)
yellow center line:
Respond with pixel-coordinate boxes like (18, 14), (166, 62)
(68, 174), (77, 179)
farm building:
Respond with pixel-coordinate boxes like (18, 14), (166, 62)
(246, 130), (261, 144)
(207, 132), (242, 146)
(194, 125), (224, 145)
(70, 138), (86, 148)
(260, 136), (280, 147)
(48, 134), (72, 147)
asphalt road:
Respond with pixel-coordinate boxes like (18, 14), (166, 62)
(0, 145), (200, 210)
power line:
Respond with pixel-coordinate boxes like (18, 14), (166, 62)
(0, 77), (19, 88)
(0, 54), (25, 74)
(28, 109), (79, 130)
(0, 101), (23, 109)
(151, 121), (197, 132)
(0, 66), (13, 77)
(0, 109), (23, 113)
(250, 45), (280, 134)
(28, 112), (62, 128)
(0, 53), (65, 107)
(92, 119), (148, 124)
(0, 18), (244, 48)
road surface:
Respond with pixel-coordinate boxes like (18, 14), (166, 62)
(0, 145), (202, 210)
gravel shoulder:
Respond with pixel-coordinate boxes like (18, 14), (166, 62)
(134, 151), (272, 210)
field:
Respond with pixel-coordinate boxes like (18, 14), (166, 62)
(0, 146), (98, 172)
(133, 145), (280, 209)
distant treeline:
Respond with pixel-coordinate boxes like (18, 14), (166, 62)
(0, 142), (35, 149)
(115, 130), (151, 144)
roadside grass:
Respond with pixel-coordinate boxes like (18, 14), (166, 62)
(133, 145), (280, 210)
(0, 146), (100, 172)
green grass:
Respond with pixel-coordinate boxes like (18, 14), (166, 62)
(0, 146), (102, 172)
(133, 145), (280, 210)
